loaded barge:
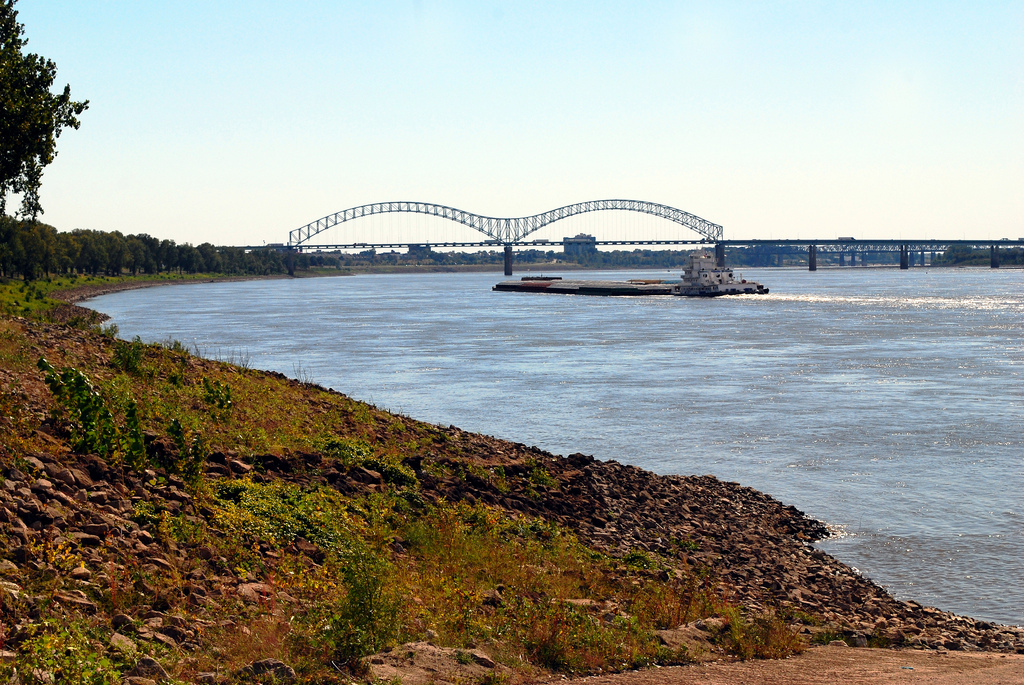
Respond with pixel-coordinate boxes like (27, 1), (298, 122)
(493, 251), (769, 297)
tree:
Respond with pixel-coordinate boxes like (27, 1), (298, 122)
(0, 0), (88, 219)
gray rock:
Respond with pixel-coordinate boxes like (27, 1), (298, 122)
(125, 656), (169, 681)
(242, 659), (296, 681)
(109, 632), (137, 654)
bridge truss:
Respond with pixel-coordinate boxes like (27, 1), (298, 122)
(288, 199), (723, 247)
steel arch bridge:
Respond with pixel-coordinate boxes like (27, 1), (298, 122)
(288, 199), (723, 247)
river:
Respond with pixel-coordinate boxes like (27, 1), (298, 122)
(88, 266), (1024, 626)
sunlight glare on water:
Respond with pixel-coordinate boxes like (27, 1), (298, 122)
(90, 266), (1024, 625)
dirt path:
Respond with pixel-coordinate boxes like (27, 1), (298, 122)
(569, 647), (1024, 684)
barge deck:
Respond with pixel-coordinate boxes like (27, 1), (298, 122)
(493, 278), (676, 296)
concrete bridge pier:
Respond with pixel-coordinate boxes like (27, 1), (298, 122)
(715, 243), (725, 268)
(504, 245), (513, 276)
(991, 244), (999, 269)
(808, 244), (817, 271)
(899, 245), (909, 270)
(838, 252), (845, 266)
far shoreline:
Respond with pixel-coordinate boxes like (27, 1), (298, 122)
(54, 260), (1019, 308)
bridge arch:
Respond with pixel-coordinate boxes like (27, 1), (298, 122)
(288, 199), (723, 246)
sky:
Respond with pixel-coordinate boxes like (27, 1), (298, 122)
(14, 1), (1024, 245)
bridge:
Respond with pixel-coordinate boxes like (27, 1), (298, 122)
(284, 200), (1022, 274)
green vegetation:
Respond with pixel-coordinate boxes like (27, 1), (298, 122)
(0, 217), (331, 282)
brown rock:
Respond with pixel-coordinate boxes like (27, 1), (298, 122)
(70, 532), (103, 547)
(54, 591), (97, 611)
(70, 566), (92, 581)
(53, 469), (77, 488)
(229, 459), (253, 474)
(237, 582), (274, 603)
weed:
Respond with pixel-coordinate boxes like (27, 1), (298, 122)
(111, 336), (145, 374)
(161, 337), (189, 354)
(201, 377), (233, 412)
(623, 548), (653, 570)
(524, 457), (557, 489)
(721, 606), (804, 659)
(167, 418), (206, 488)
(0, 618), (125, 684)
(520, 599), (657, 673)
(319, 437), (417, 487)
(213, 479), (361, 554)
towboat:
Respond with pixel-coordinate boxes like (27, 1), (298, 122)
(674, 252), (768, 296)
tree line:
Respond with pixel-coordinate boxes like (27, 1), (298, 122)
(0, 217), (316, 280)
(932, 244), (1024, 266)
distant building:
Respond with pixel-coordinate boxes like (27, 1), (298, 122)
(563, 233), (597, 258)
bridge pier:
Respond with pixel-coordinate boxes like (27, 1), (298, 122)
(991, 244), (999, 269)
(715, 243), (725, 268)
(504, 245), (513, 276)
(838, 252), (845, 267)
(808, 244), (817, 271)
(899, 245), (909, 270)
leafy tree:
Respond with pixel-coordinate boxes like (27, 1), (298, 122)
(0, 0), (88, 219)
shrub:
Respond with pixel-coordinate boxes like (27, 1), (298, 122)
(321, 544), (401, 661)
(37, 357), (145, 466)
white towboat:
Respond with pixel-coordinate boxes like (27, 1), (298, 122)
(674, 252), (768, 297)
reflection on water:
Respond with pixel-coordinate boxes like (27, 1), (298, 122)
(90, 267), (1024, 625)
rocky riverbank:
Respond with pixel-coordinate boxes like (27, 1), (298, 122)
(0, 309), (1021, 683)
(397, 432), (1024, 653)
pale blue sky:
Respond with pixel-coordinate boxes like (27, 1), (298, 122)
(17, 1), (1024, 245)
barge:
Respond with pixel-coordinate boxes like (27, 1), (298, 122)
(493, 252), (768, 297)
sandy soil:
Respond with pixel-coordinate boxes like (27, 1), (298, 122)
(569, 647), (1024, 685)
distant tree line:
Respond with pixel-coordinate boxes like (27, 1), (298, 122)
(0, 217), (317, 280)
(932, 244), (1024, 266)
